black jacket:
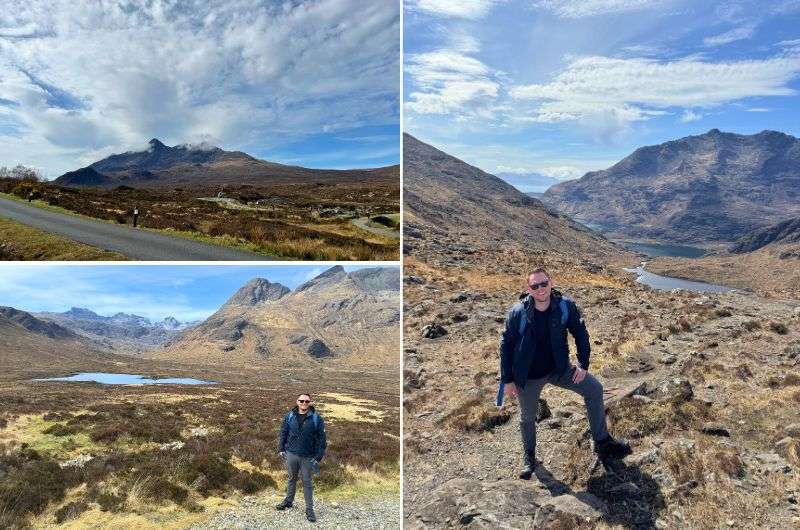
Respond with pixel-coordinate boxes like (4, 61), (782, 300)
(500, 290), (590, 389)
(278, 406), (327, 461)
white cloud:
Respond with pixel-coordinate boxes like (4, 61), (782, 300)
(703, 24), (755, 46)
(406, 50), (501, 117)
(537, 165), (584, 180)
(510, 55), (800, 134)
(409, 0), (504, 19)
(0, 1), (399, 175)
(531, 0), (664, 18)
(680, 109), (702, 122)
(745, 107), (771, 112)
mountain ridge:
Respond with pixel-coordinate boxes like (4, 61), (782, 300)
(543, 129), (800, 243)
(54, 139), (400, 188)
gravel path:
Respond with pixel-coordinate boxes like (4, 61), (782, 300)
(191, 493), (400, 529)
(351, 217), (400, 239)
(0, 196), (274, 260)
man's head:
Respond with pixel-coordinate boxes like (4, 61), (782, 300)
(526, 267), (552, 304)
(296, 393), (312, 412)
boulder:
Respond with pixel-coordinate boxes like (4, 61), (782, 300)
(532, 493), (607, 529)
(422, 323), (448, 339)
(700, 422), (731, 437)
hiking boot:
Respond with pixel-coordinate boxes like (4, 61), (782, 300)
(595, 435), (632, 460)
(519, 451), (537, 480)
(306, 508), (317, 522)
(275, 499), (292, 510)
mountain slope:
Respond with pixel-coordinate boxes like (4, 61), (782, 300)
(729, 217), (800, 253)
(0, 307), (118, 379)
(403, 134), (622, 261)
(154, 266), (399, 367)
(543, 129), (800, 243)
(54, 138), (400, 188)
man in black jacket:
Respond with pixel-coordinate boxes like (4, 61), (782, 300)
(276, 393), (327, 522)
(500, 268), (630, 480)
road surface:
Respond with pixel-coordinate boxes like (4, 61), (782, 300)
(0, 196), (278, 261)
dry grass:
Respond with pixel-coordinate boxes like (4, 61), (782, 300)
(0, 364), (399, 528)
(0, 178), (399, 261)
(0, 216), (127, 261)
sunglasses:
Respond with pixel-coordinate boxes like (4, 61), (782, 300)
(528, 280), (549, 290)
(297, 399), (311, 403)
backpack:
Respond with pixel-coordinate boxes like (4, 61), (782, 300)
(287, 411), (321, 430)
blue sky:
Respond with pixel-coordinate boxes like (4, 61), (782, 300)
(0, 1), (399, 177)
(0, 264), (397, 322)
(405, 0), (800, 189)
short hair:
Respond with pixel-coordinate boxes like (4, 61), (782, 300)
(297, 393), (312, 400)
(527, 267), (550, 283)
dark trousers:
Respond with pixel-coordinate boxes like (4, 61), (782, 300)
(518, 366), (609, 455)
(283, 451), (313, 509)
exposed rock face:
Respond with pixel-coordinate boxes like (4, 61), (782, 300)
(543, 129), (800, 243)
(223, 279), (290, 307)
(34, 307), (192, 354)
(730, 217), (800, 253)
(54, 138), (399, 188)
(158, 266), (400, 367)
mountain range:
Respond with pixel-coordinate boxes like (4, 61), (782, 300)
(495, 171), (561, 194)
(154, 265), (400, 367)
(34, 307), (194, 354)
(0, 266), (399, 373)
(54, 138), (399, 188)
(543, 129), (800, 243)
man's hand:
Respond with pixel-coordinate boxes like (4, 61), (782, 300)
(279, 451), (286, 458)
(504, 382), (518, 399)
(572, 367), (587, 384)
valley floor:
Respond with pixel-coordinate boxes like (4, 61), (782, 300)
(0, 358), (400, 529)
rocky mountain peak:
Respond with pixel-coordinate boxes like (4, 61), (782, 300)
(350, 267), (401, 292)
(224, 278), (290, 306)
(148, 138), (166, 149)
(64, 307), (101, 320)
(295, 265), (348, 293)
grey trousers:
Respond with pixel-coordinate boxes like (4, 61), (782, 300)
(518, 366), (609, 455)
(283, 451), (313, 509)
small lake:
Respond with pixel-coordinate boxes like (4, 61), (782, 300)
(620, 241), (708, 258)
(624, 263), (736, 293)
(33, 372), (217, 385)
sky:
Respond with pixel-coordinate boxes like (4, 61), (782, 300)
(404, 0), (800, 190)
(0, 264), (398, 322)
(0, 1), (400, 177)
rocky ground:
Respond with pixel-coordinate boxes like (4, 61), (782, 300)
(403, 243), (800, 529)
(191, 494), (400, 529)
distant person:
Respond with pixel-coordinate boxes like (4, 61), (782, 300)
(132, 207), (139, 228)
(276, 393), (327, 522)
(27, 191), (34, 203)
(498, 267), (631, 480)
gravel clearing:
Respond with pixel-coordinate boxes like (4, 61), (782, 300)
(191, 493), (400, 529)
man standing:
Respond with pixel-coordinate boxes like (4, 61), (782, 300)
(276, 393), (327, 522)
(499, 268), (630, 480)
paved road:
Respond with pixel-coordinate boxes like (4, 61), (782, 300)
(0, 197), (277, 261)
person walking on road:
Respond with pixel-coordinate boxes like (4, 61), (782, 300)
(276, 393), (327, 522)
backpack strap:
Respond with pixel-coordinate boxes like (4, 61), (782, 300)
(287, 411), (295, 424)
(312, 413), (320, 430)
(559, 298), (569, 325)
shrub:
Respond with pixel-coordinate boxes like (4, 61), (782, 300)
(769, 321), (788, 335)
